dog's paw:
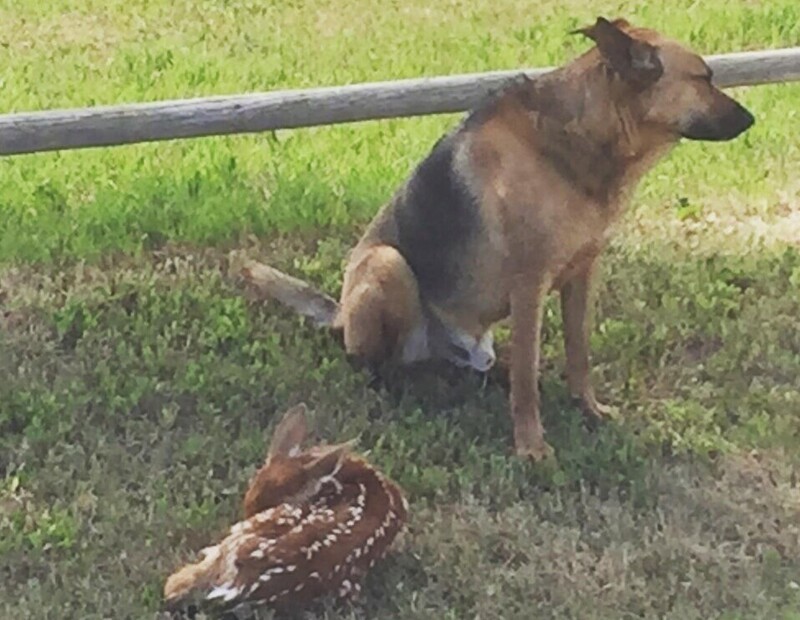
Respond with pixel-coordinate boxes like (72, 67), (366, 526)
(514, 435), (556, 463)
(574, 393), (618, 430)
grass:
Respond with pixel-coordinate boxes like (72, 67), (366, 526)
(1, 0), (799, 618)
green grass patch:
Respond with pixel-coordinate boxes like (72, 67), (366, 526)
(1, 0), (800, 618)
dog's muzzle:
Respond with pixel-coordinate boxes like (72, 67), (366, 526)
(681, 99), (755, 142)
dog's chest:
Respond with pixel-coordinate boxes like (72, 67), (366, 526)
(450, 224), (511, 322)
(551, 238), (604, 290)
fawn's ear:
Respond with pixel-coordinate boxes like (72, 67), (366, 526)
(267, 404), (309, 460)
(302, 439), (358, 480)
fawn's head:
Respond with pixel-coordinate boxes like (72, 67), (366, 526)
(243, 404), (356, 517)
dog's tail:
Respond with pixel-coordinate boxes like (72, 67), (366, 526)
(240, 259), (339, 328)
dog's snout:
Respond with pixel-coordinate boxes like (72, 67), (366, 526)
(722, 99), (755, 138)
(682, 98), (755, 142)
(734, 103), (755, 134)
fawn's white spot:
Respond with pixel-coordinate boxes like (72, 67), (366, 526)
(198, 545), (221, 567)
(230, 521), (251, 535)
(207, 584), (240, 602)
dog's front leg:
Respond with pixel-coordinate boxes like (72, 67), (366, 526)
(560, 260), (615, 427)
(509, 276), (554, 461)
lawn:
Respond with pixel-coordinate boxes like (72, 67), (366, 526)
(1, 0), (800, 618)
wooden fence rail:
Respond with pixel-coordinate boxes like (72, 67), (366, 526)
(1, 47), (799, 157)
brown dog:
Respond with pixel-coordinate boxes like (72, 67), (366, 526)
(243, 17), (754, 461)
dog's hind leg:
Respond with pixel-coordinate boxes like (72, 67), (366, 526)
(336, 245), (428, 368)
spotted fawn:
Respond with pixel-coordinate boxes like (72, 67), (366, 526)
(163, 404), (408, 614)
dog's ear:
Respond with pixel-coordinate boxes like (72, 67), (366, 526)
(574, 17), (663, 89)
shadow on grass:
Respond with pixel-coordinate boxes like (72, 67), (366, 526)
(1, 242), (799, 618)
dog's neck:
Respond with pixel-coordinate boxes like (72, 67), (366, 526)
(516, 58), (677, 206)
